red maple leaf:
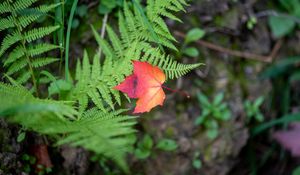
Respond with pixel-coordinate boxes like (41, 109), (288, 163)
(114, 61), (166, 113)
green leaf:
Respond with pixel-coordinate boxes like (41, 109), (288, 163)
(197, 93), (210, 107)
(254, 96), (264, 108)
(102, 0), (117, 9)
(206, 129), (218, 140)
(76, 5), (88, 17)
(98, 4), (111, 14)
(213, 93), (224, 106)
(261, 56), (300, 79)
(185, 28), (205, 44)
(71, 18), (79, 29)
(139, 134), (153, 150)
(255, 113), (264, 122)
(134, 148), (151, 159)
(195, 116), (206, 125)
(48, 79), (73, 96)
(221, 110), (231, 120)
(183, 47), (199, 57)
(98, 0), (116, 14)
(205, 119), (218, 129)
(268, 16), (295, 38)
(290, 71), (300, 82)
(192, 159), (202, 169)
(156, 139), (178, 151)
(292, 166), (300, 175)
(17, 132), (26, 142)
(251, 112), (300, 136)
(134, 134), (153, 159)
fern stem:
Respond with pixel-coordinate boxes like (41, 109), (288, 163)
(64, 0), (78, 82)
(10, 3), (39, 96)
(132, 0), (164, 52)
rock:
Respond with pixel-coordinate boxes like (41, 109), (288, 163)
(61, 146), (89, 175)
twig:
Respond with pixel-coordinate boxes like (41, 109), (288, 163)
(98, 14), (108, 59)
(174, 31), (282, 63)
(87, 1), (99, 9)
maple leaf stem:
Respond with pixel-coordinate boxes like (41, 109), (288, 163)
(161, 85), (190, 98)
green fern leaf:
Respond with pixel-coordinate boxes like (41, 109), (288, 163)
(0, 16), (15, 32)
(91, 52), (101, 80)
(18, 4), (60, 29)
(78, 94), (88, 114)
(24, 26), (59, 42)
(118, 12), (131, 47)
(0, 1), (11, 14)
(28, 43), (59, 57)
(13, 0), (39, 11)
(31, 57), (59, 68)
(123, 2), (138, 38)
(87, 89), (106, 111)
(106, 25), (124, 58)
(6, 59), (27, 75)
(91, 26), (115, 59)
(4, 45), (25, 66)
(16, 71), (31, 84)
(0, 31), (22, 57)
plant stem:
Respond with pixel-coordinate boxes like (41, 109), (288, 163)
(98, 13), (108, 60)
(65, 0), (78, 82)
(57, 0), (65, 74)
(161, 85), (190, 98)
(10, 4), (39, 96)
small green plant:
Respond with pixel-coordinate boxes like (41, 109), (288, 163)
(247, 16), (257, 30)
(192, 151), (202, 170)
(134, 134), (153, 159)
(244, 96), (264, 123)
(195, 92), (231, 139)
(21, 154), (36, 173)
(156, 138), (178, 151)
(134, 134), (178, 159)
(180, 28), (205, 58)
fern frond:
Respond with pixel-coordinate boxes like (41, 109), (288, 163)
(91, 26), (115, 59)
(24, 26), (59, 42)
(54, 109), (136, 171)
(159, 56), (203, 79)
(0, 1), (60, 84)
(4, 45), (25, 66)
(18, 3), (60, 29)
(6, 59), (27, 76)
(13, 0), (39, 11)
(0, 31), (22, 57)
(0, 16), (15, 32)
(28, 43), (59, 57)
(87, 88), (106, 112)
(16, 71), (31, 84)
(71, 50), (123, 111)
(106, 25), (124, 58)
(0, 83), (136, 171)
(118, 12), (131, 47)
(123, 2), (137, 37)
(0, 1), (11, 14)
(31, 57), (59, 68)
